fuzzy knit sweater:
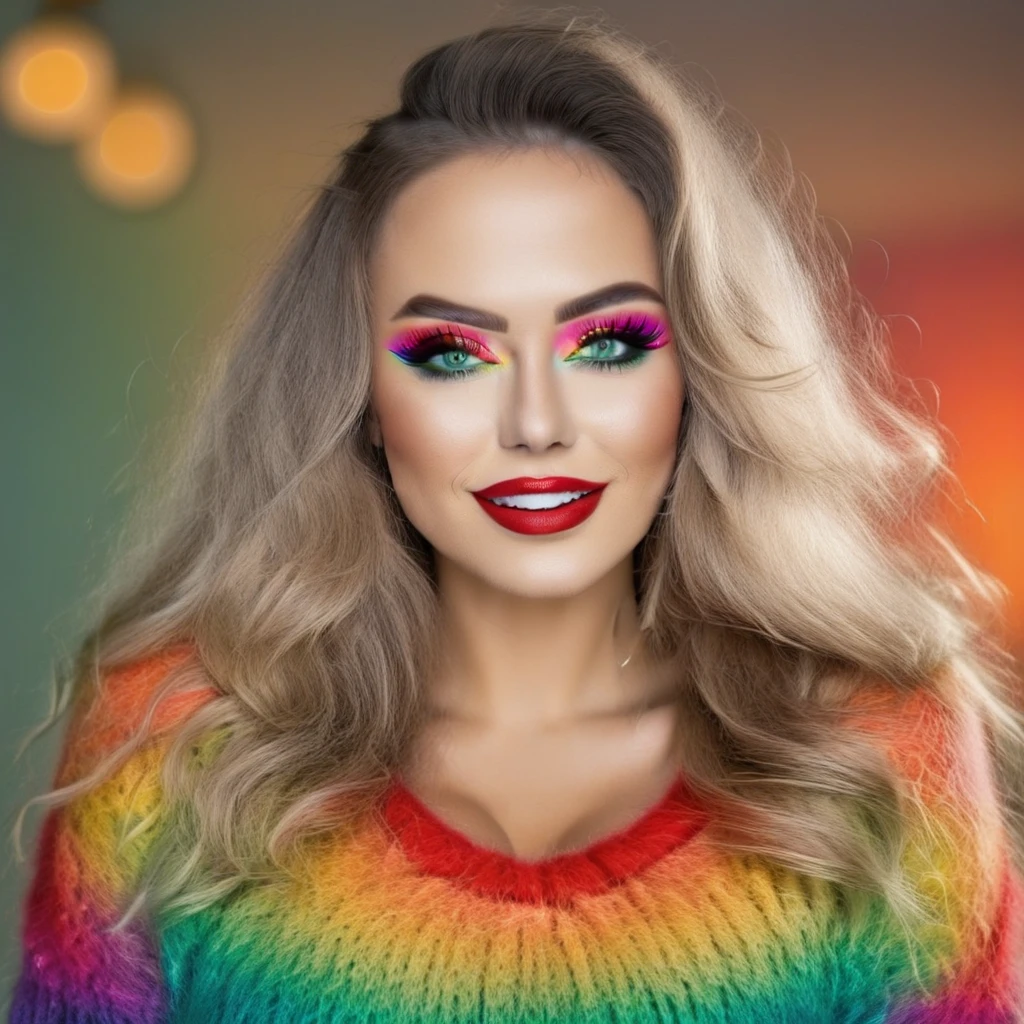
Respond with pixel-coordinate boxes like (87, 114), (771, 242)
(8, 648), (1024, 1023)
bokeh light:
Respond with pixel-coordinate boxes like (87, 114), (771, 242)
(0, 15), (116, 143)
(75, 84), (196, 209)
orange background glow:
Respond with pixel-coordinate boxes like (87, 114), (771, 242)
(852, 232), (1024, 654)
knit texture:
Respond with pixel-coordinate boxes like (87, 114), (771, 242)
(9, 649), (1024, 1023)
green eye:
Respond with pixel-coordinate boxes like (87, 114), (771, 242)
(423, 349), (488, 374)
(566, 334), (648, 371)
(572, 337), (632, 361)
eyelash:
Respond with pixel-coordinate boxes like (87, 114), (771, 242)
(390, 313), (668, 381)
(566, 313), (667, 372)
(388, 325), (491, 380)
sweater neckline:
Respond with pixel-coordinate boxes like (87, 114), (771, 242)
(381, 771), (711, 904)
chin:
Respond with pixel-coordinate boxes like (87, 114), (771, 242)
(461, 548), (625, 599)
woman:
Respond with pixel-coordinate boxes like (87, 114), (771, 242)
(9, 12), (1024, 1022)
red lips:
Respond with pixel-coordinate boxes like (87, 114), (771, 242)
(471, 476), (608, 535)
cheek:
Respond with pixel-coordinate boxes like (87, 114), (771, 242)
(372, 368), (489, 508)
(585, 367), (683, 479)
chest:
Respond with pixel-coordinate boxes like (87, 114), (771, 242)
(400, 700), (683, 860)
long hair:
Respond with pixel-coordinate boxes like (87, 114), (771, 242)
(13, 9), (1024, 941)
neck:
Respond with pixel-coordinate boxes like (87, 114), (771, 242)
(428, 553), (656, 728)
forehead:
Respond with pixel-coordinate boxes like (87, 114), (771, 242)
(370, 147), (662, 318)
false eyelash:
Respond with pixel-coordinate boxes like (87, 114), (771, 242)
(570, 312), (667, 351)
(389, 323), (490, 364)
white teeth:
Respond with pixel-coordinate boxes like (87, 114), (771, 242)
(489, 490), (590, 510)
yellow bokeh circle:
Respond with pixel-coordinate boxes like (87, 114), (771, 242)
(0, 16), (116, 142)
(76, 85), (196, 209)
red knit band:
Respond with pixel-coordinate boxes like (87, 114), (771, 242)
(382, 773), (710, 905)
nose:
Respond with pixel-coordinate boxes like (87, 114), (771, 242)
(497, 343), (578, 452)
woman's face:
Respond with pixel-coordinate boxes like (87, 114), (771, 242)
(368, 145), (684, 598)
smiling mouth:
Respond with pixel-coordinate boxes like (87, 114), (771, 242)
(471, 478), (608, 535)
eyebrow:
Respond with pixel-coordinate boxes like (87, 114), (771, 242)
(389, 281), (665, 332)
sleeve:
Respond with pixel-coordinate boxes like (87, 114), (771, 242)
(847, 682), (1024, 1023)
(8, 646), (216, 1024)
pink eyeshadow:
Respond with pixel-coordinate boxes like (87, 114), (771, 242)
(553, 311), (671, 360)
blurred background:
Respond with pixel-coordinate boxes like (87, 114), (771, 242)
(1, 0), (1021, 1006)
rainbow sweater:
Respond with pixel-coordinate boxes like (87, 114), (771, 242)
(9, 650), (1024, 1023)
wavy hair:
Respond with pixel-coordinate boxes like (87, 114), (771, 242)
(13, 8), (1024, 944)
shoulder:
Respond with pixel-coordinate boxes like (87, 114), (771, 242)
(836, 675), (1013, 885)
(836, 676), (1002, 813)
(56, 643), (221, 789)
(34, 645), (223, 902)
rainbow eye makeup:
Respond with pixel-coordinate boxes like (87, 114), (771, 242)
(385, 310), (672, 380)
(386, 323), (503, 380)
(553, 311), (671, 370)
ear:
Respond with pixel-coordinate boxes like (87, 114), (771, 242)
(365, 405), (383, 448)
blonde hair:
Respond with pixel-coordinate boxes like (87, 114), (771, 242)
(13, 9), (1024, 949)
